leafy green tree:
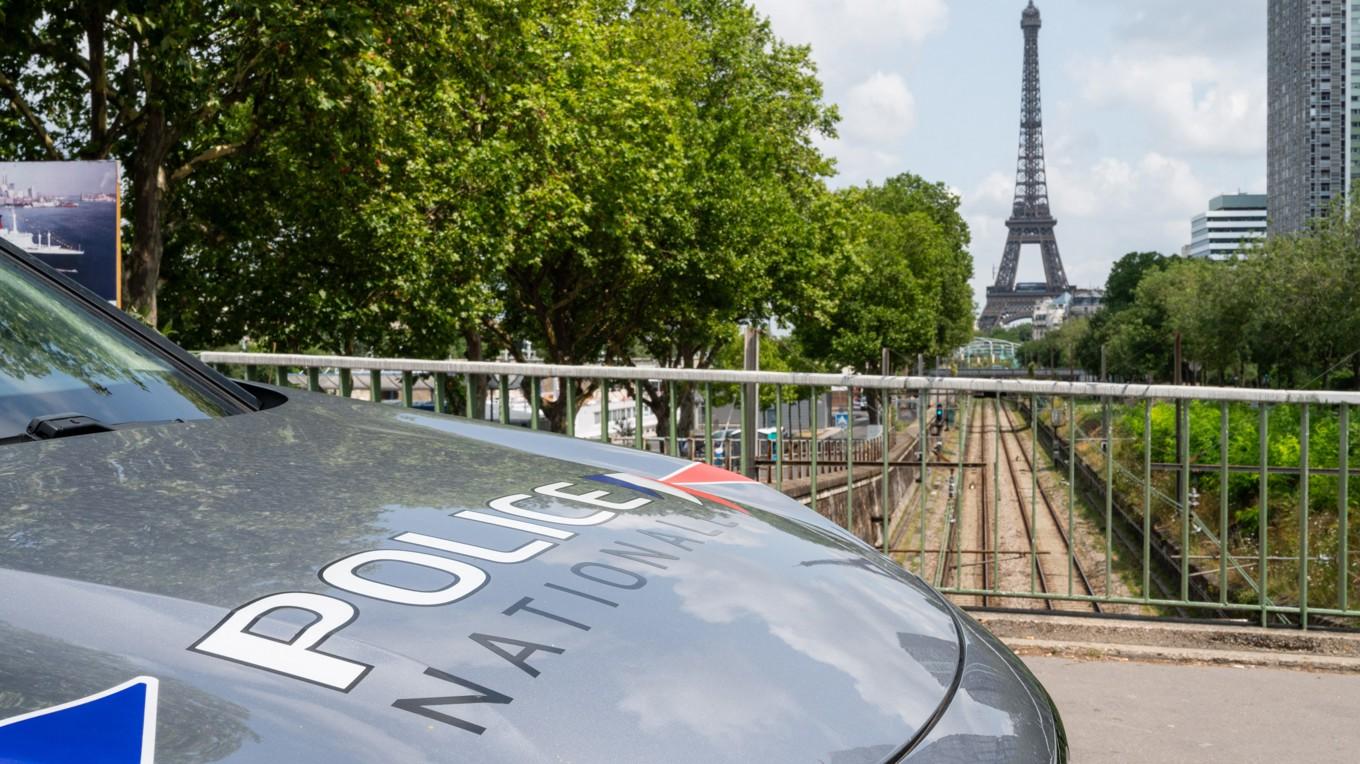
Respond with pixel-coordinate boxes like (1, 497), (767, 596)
(619, 0), (840, 438)
(793, 173), (973, 376)
(0, 1), (381, 323)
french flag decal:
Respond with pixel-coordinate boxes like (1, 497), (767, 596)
(587, 462), (754, 512)
(0, 676), (158, 763)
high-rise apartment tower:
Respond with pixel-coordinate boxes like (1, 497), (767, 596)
(1268, 0), (1354, 234)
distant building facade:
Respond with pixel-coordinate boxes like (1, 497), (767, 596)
(1188, 194), (1267, 259)
(1066, 288), (1104, 318)
(1031, 297), (1065, 340)
(1029, 288), (1103, 340)
(1268, 0), (1349, 234)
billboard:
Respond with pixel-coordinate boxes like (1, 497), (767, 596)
(0, 161), (121, 305)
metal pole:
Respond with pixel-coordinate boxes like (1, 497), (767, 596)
(1219, 402), (1229, 603)
(847, 384), (855, 534)
(668, 381), (679, 458)
(530, 377), (540, 430)
(1030, 394), (1038, 593)
(881, 383), (891, 555)
(1180, 399), (1190, 603)
(1300, 403), (1310, 629)
(919, 388), (928, 577)
(1342, 404), (1351, 614)
(499, 374), (510, 424)
(1143, 399), (1152, 601)
(776, 385), (785, 491)
(599, 379), (609, 443)
(635, 381), (645, 450)
(1104, 393), (1113, 597)
(704, 382), (713, 465)
(995, 395), (1002, 590)
(1068, 396), (1075, 595)
(742, 326), (759, 479)
(811, 387), (819, 507)
(565, 379), (575, 437)
(1260, 404), (1270, 627)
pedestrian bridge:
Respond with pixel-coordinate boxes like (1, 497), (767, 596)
(200, 352), (1360, 633)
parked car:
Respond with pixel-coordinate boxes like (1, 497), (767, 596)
(0, 239), (1066, 762)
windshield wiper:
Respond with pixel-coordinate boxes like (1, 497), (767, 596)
(0, 413), (186, 444)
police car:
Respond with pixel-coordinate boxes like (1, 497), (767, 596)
(0, 239), (1066, 761)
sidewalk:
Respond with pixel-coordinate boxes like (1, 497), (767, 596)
(1024, 655), (1360, 763)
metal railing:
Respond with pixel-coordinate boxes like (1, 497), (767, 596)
(199, 351), (1360, 629)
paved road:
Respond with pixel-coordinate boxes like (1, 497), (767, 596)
(1024, 656), (1360, 763)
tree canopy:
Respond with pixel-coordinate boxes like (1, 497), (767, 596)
(792, 173), (973, 374)
(2, 1), (981, 432)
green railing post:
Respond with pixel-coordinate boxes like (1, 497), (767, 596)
(245, 364), (258, 383)
(704, 383), (713, 464)
(919, 388), (927, 577)
(1068, 396), (1076, 595)
(369, 369), (382, 404)
(273, 365), (288, 387)
(668, 381), (679, 458)
(1030, 394), (1038, 594)
(955, 400), (967, 586)
(740, 382), (750, 477)
(1104, 394), (1113, 598)
(776, 385), (785, 492)
(530, 377), (540, 431)
(811, 387), (820, 510)
(1341, 404), (1350, 614)
(1260, 404), (1270, 627)
(339, 368), (353, 399)
(1180, 401), (1191, 603)
(634, 381), (645, 450)
(846, 385), (854, 533)
(402, 371), (414, 408)
(1299, 403), (1310, 629)
(307, 367), (321, 393)
(565, 379), (576, 437)
(995, 395), (1002, 590)
(880, 387), (890, 555)
(599, 379), (609, 443)
(1220, 402), (1230, 604)
(1143, 399), (1152, 602)
(464, 375), (475, 419)
(434, 372), (448, 414)
(499, 374), (510, 425)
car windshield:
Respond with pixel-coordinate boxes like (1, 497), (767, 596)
(0, 256), (231, 438)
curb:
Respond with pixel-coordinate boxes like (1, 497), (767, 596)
(972, 612), (1360, 673)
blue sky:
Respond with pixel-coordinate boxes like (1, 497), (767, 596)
(750, 0), (1267, 308)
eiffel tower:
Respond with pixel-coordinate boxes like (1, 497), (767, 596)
(978, 1), (1069, 330)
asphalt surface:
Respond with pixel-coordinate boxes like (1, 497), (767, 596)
(1024, 656), (1360, 763)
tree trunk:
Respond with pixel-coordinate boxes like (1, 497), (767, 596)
(125, 108), (169, 322)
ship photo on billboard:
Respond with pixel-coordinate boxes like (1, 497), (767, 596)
(0, 161), (120, 303)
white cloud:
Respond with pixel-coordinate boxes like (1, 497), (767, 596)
(750, 0), (949, 62)
(750, 0), (950, 185)
(840, 71), (916, 142)
(1071, 53), (1265, 156)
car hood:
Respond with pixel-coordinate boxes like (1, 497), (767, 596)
(0, 389), (964, 763)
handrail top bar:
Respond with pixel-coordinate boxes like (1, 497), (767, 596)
(197, 351), (1360, 405)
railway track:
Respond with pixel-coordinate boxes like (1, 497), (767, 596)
(935, 399), (991, 607)
(997, 401), (1102, 613)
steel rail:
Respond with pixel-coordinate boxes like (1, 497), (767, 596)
(1002, 402), (1102, 613)
(997, 399), (1054, 610)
